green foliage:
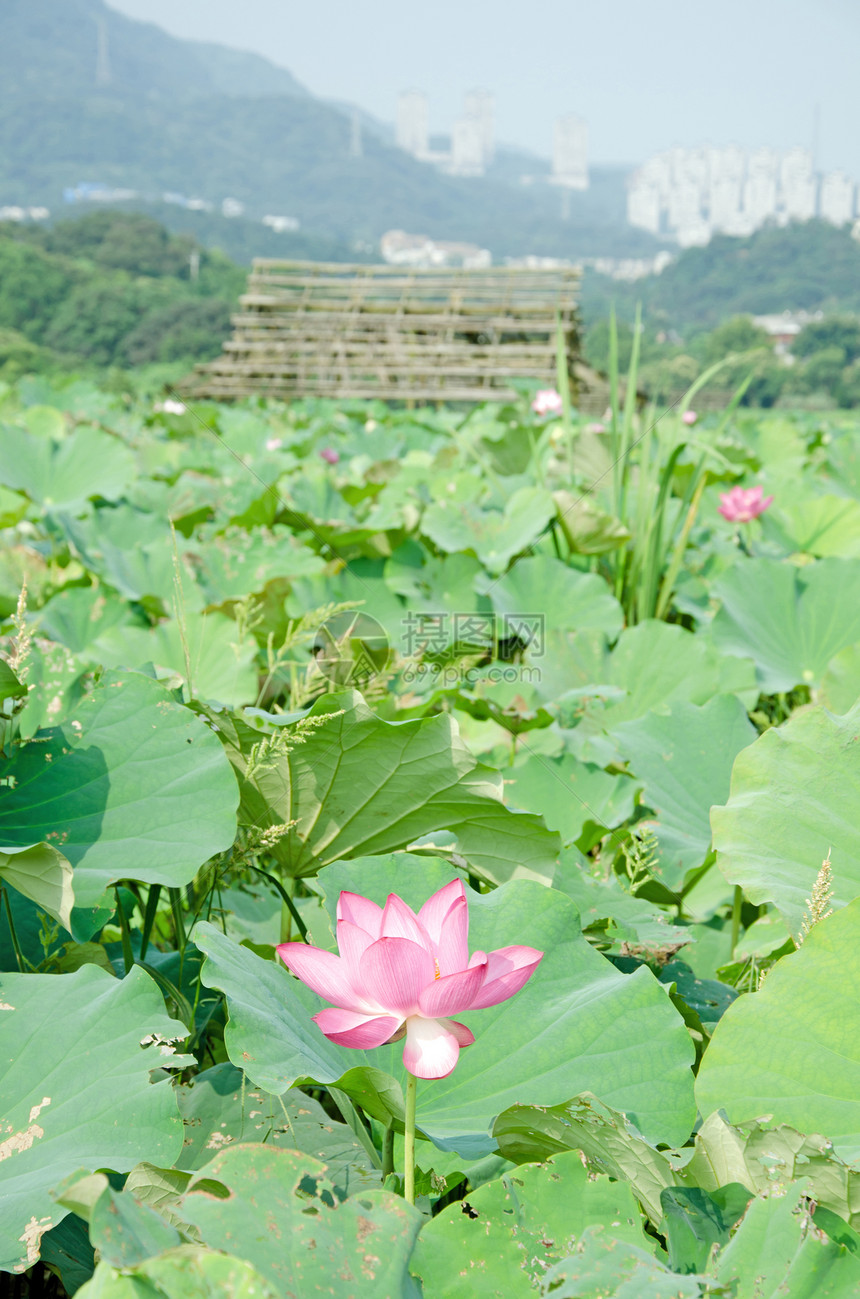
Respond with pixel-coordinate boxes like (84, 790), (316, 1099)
(1, 380), (860, 1292)
(0, 670), (240, 936)
(697, 899), (860, 1164)
(711, 700), (860, 931)
(0, 964), (189, 1272)
(0, 212), (241, 374)
(410, 1152), (647, 1295)
(0, 238), (74, 341)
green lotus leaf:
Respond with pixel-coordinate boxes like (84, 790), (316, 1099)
(818, 643), (860, 714)
(76, 1247), (279, 1299)
(421, 487), (556, 575)
(178, 1144), (422, 1298)
(409, 1151), (646, 1297)
(696, 900), (860, 1164)
(712, 1185), (860, 1296)
(487, 554), (624, 638)
(539, 1227), (704, 1298)
(0, 423), (135, 511)
(711, 557), (860, 692)
(0, 670), (239, 938)
(0, 841), (73, 931)
(174, 1062), (380, 1193)
(506, 750), (639, 848)
(217, 690), (559, 887)
(763, 494), (860, 559)
(0, 964), (188, 1273)
(613, 695), (756, 889)
(711, 701), (860, 931)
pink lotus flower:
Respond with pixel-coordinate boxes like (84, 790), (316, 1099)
(718, 484), (774, 523)
(682, 410), (698, 426)
(277, 880), (543, 1080)
(532, 388), (564, 417)
(584, 421), (606, 434)
(319, 447), (339, 464)
(265, 436), (283, 451)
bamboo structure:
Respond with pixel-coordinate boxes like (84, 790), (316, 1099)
(189, 259), (588, 404)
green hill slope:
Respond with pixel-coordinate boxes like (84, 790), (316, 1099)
(582, 221), (860, 330)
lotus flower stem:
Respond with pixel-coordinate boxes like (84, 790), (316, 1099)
(730, 885), (743, 959)
(382, 1122), (395, 1180)
(404, 1071), (418, 1204)
(1, 886), (26, 972)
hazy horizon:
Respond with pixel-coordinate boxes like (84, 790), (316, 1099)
(105, 0), (860, 175)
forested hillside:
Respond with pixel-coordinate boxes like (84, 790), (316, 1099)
(582, 221), (860, 329)
(0, 211), (242, 375)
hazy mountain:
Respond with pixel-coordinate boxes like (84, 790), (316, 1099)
(1, 0), (309, 100)
(0, 0), (661, 261)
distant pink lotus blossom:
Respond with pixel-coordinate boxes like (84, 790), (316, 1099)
(319, 447), (340, 464)
(585, 421), (606, 434)
(278, 880), (543, 1079)
(265, 437), (283, 451)
(718, 484), (774, 523)
(532, 388), (564, 417)
(682, 410), (698, 426)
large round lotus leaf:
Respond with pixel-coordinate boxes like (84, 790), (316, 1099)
(221, 689), (559, 887)
(0, 670), (239, 938)
(487, 555), (624, 638)
(711, 701), (860, 932)
(196, 861), (696, 1157)
(549, 621), (756, 765)
(818, 643), (860, 714)
(55, 507), (191, 606)
(763, 495), (860, 559)
(613, 695), (756, 890)
(0, 423), (135, 510)
(505, 750), (639, 847)
(696, 899), (860, 1165)
(76, 1247), (279, 1299)
(0, 964), (188, 1273)
(409, 1151), (646, 1297)
(711, 557), (860, 692)
(420, 487), (556, 574)
(174, 1062), (380, 1193)
(540, 1227), (704, 1299)
(92, 613), (258, 707)
(713, 1185), (860, 1296)
(179, 1144), (422, 1298)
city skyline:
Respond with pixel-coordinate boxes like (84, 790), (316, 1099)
(104, 0), (860, 175)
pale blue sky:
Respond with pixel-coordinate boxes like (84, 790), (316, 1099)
(107, 0), (860, 172)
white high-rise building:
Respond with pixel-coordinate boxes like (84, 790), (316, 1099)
(780, 147), (817, 220)
(627, 183), (662, 234)
(396, 91), (429, 158)
(552, 115), (589, 189)
(706, 145), (745, 185)
(463, 89), (495, 166)
(667, 180), (702, 231)
(449, 117), (486, 177)
(820, 171), (855, 225)
(628, 142), (858, 245)
(743, 174), (778, 226)
(710, 178), (744, 230)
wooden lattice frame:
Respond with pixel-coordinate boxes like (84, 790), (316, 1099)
(188, 259), (584, 403)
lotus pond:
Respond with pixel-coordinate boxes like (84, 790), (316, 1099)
(2, 374), (860, 1296)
